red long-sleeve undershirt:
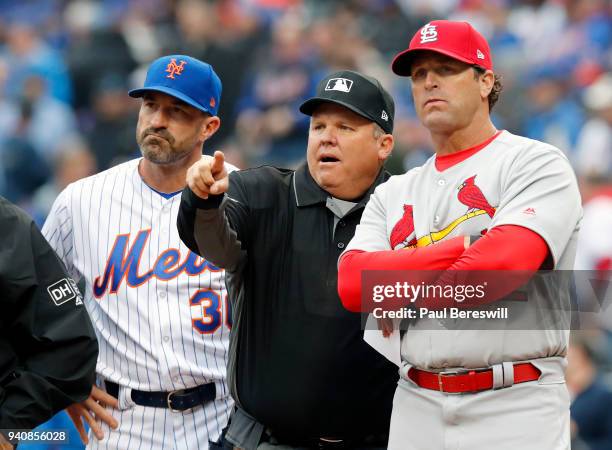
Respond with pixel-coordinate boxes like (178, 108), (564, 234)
(338, 224), (549, 312)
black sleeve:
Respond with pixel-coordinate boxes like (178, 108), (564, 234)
(0, 200), (98, 430)
(177, 187), (225, 255)
(177, 171), (251, 271)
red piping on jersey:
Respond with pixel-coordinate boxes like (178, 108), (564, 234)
(435, 130), (503, 171)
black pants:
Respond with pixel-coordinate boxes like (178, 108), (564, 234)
(209, 426), (234, 450)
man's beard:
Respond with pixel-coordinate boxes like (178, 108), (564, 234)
(137, 128), (191, 164)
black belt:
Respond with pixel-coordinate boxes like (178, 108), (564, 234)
(105, 380), (216, 412)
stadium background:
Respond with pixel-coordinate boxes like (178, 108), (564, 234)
(0, 0), (610, 448)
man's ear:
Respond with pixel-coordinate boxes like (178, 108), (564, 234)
(378, 133), (394, 161)
(201, 116), (221, 141)
(480, 70), (495, 100)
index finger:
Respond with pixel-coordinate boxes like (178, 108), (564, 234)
(210, 151), (225, 174)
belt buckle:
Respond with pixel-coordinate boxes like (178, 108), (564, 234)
(437, 368), (479, 395)
(437, 369), (460, 395)
(167, 390), (185, 413)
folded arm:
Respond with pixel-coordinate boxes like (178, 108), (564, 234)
(338, 225), (549, 312)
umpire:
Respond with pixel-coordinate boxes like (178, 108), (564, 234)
(178, 70), (398, 449)
(0, 197), (97, 447)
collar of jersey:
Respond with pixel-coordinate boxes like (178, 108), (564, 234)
(435, 130), (503, 172)
(294, 163), (328, 206)
(293, 162), (389, 208)
(133, 158), (183, 199)
(149, 186), (182, 199)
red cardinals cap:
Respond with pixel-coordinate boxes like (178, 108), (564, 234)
(391, 20), (493, 76)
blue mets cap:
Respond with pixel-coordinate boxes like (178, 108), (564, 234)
(128, 55), (222, 116)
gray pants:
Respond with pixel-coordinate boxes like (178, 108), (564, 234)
(388, 373), (570, 450)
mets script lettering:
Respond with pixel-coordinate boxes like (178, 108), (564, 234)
(93, 229), (219, 297)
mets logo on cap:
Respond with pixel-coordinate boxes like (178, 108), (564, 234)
(166, 58), (187, 79)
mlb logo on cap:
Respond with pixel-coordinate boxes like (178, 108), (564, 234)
(325, 78), (353, 93)
(392, 20), (493, 76)
(299, 70), (395, 134)
(129, 54), (222, 116)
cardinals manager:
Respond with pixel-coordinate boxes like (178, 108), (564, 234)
(338, 20), (582, 449)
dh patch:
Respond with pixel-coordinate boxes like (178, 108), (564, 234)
(47, 278), (78, 306)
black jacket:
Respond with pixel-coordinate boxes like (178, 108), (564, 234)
(0, 197), (98, 431)
(178, 164), (398, 442)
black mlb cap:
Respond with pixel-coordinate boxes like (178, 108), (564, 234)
(299, 70), (394, 134)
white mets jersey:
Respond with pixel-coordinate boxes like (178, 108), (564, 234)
(42, 158), (232, 407)
(347, 131), (582, 370)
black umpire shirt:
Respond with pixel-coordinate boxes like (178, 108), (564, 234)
(0, 197), (98, 432)
(178, 164), (398, 443)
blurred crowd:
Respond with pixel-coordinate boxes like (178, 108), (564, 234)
(0, 0), (610, 448)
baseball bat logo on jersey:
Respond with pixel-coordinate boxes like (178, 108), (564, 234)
(416, 174), (496, 246)
(93, 229), (219, 298)
(391, 175), (497, 249)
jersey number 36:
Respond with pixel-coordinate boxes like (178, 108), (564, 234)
(190, 289), (232, 334)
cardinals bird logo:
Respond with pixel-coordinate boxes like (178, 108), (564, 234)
(390, 204), (417, 249)
(457, 175), (496, 218)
